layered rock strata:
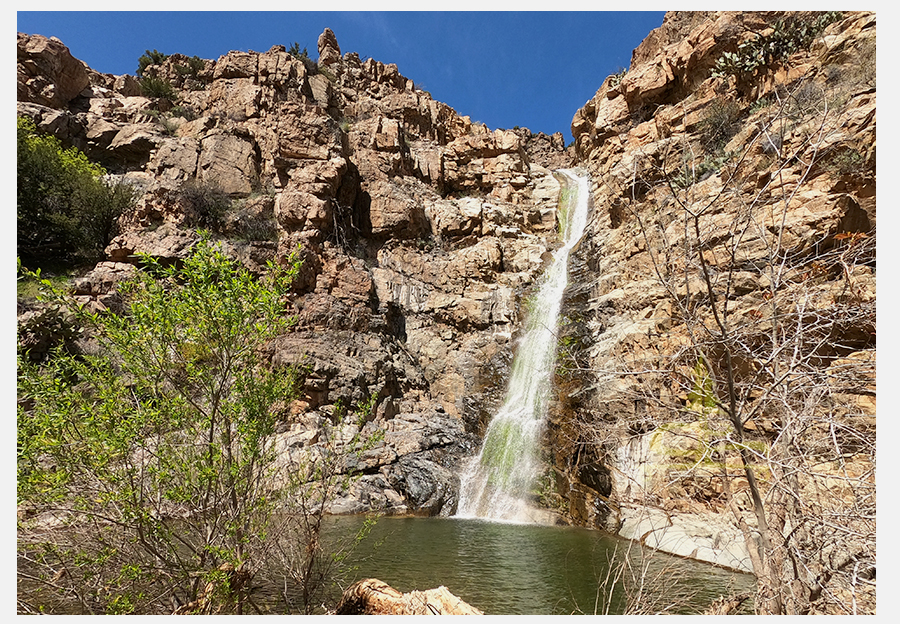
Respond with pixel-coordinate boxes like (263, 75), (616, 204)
(16, 29), (572, 516)
(547, 10), (876, 588)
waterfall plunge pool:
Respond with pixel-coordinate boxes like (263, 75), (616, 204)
(319, 172), (754, 615)
(324, 515), (756, 615)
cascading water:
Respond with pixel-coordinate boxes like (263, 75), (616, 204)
(457, 169), (591, 523)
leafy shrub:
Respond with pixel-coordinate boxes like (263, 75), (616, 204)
(18, 240), (383, 614)
(17, 117), (137, 261)
(139, 75), (177, 99)
(136, 48), (169, 77)
(826, 149), (865, 176)
(18, 241), (327, 614)
(748, 95), (773, 114)
(178, 179), (231, 230)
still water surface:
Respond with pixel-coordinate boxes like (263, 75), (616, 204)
(325, 515), (755, 615)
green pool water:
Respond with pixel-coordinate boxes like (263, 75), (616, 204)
(324, 515), (756, 615)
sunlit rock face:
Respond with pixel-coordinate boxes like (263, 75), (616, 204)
(16, 28), (572, 516)
(17, 10), (876, 589)
(547, 10), (875, 580)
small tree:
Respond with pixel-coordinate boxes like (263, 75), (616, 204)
(136, 49), (169, 77)
(624, 81), (876, 614)
(17, 240), (375, 614)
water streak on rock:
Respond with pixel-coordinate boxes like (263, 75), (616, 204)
(457, 169), (590, 522)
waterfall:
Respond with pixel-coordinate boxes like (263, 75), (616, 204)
(456, 169), (591, 522)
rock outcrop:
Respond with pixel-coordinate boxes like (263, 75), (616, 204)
(16, 13), (875, 608)
(335, 578), (483, 615)
(16, 29), (572, 517)
(545, 10), (875, 610)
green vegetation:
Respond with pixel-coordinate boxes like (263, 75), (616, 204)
(748, 95), (773, 114)
(17, 117), (137, 262)
(136, 49), (169, 77)
(17, 240), (376, 614)
(826, 148), (865, 176)
(318, 66), (337, 83)
(711, 12), (843, 82)
(139, 75), (177, 99)
(174, 55), (205, 77)
(671, 150), (734, 189)
(288, 42), (318, 74)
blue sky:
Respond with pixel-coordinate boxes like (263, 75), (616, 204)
(16, 10), (665, 143)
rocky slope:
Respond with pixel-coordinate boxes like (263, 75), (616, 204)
(17, 28), (572, 517)
(17, 12), (876, 608)
(544, 10), (875, 611)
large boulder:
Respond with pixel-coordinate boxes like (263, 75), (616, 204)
(17, 33), (90, 107)
(335, 578), (483, 615)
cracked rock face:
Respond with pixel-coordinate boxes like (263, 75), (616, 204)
(544, 11), (876, 581)
(16, 28), (572, 516)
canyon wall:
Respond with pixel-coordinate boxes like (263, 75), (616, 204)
(17, 28), (572, 516)
(544, 11), (875, 605)
(17, 12), (876, 605)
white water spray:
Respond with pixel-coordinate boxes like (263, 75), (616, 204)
(456, 169), (591, 523)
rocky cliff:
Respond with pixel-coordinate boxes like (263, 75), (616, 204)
(546, 10), (875, 612)
(17, 28), (572, 517)
(17, 30), (571, 514)
(17, 12), (876, 609)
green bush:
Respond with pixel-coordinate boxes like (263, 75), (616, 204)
(826, 149), (865, 176)
(174, 55), (205, 77)
(17, 117), (137, 261)
(136, 48), (168, 77)
(139, 75), (177, 99)
(18, 241), (380, 614)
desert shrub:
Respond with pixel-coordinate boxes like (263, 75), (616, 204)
(826, 149), (865, 175)
(136, 48), (169, 77)
(17, 117), (137, 261)
(671, 151), (735, 189)
(712, 12), (843, 81)
(174, 55), (205, 77)
(139, 75), (177, 100)
(178, 179), (231, 230)
(698, 100), (742, 153)
(787, 81), (826, 119)
(169, 105), (196, 121)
